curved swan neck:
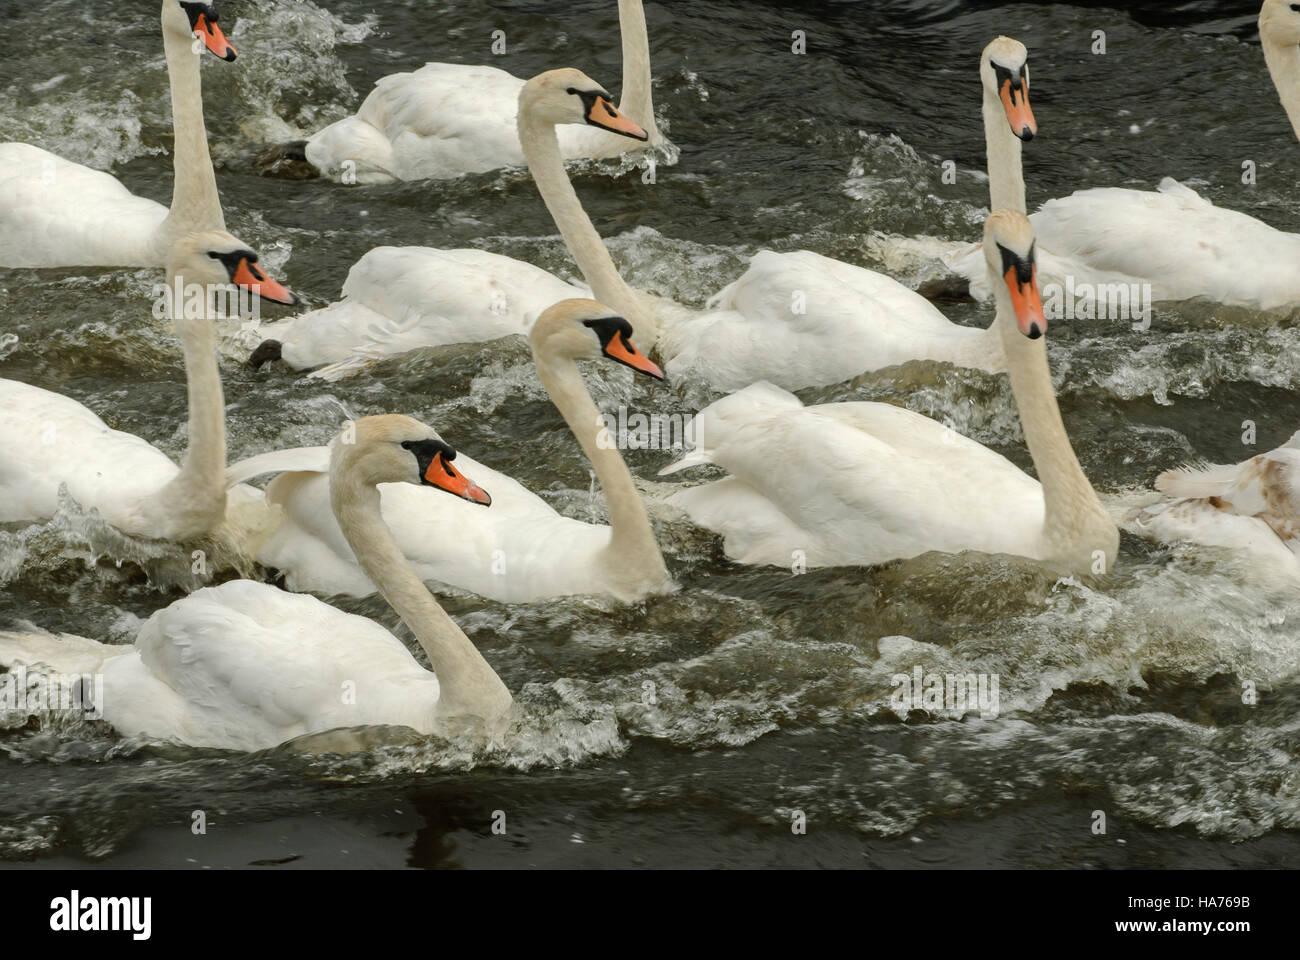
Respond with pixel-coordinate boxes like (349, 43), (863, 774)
(158, 7), (225, 251)
(616, 0), (659, 141)
(329, 475), (512, 721)
(1261, 32), (1300, 143)
(518, 112), (660, 343)
(150, 271), (227, 539)
(993, 290), (1112, 557)
(982, 93), (1026, 213)
(533, 348), (668, 581)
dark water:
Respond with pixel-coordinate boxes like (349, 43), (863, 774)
(2, 0), (1299, 868)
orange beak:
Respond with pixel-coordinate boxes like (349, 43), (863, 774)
(586, 96), (648, 141)
(424, 452), (492, 506)
(603, 330), (665, 380)
(231, 258), (297, 306)
(999, 77), (1036, 140)
(194, 13), (237, 62)
(1004, 263), (1046, 338)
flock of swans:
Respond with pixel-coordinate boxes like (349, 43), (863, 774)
(1, 0), (1298, 752)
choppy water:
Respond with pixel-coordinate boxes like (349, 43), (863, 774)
(2, 0), (1299, 868)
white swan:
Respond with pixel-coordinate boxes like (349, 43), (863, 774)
(248, 68), (660, 378)
(1131, 433), (1300, 571)
(660, 210), (1118, 574)
(281, 0), (664, 183)
(0, 416), (513, 751)
(655, 36), (1038, 392)
(0, 231), (295, 541)
(0, 1), (243, 268)
(952, 2), (1300, 309)
(232, 300), (673, 603)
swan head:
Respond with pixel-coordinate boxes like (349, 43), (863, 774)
(981, 37), (1035, 141)
(169, 231), (298, 307)
(165, 2), (238, 61)
(1261, 0), (1300, 44)
(330, 415), (491, 506)
(519, 69), (648, 140)
(983, 210), (1046, 339)
(531, 298), (665, 380)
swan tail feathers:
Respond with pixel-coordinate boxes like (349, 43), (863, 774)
(1155, 177), (1209, 205)
(658, 447), (716, 476)
(1154, 460), (1241, 499)
(0, 624), (114, 675)
(308, 355), (377, 381)
(225, 447), (331, 488)
(942, 242), (993, 301)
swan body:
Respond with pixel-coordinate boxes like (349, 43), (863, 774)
(0, 417), (512, 751)
(1131, 432), (1300, 569)
(238, 300), (673, 603)
(663, 211), (1118, 574)
(252, 69), (657, 374)
(660, 37), (1038, 391)
(952, 4), (1300, 309)
(660, 249), (1003, 392)
(0, 1), (241, 268)
(302, 0), (663, 182)
(0, 232), (295, 542)
(254, 247), (585, 374)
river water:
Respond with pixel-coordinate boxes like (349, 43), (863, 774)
(1, 0), (1298, 868)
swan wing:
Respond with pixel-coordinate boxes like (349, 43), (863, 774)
(115, 580), (438, 750)
(667, 385), (1043, 566)
(1030, 179), (1300, 308)
(0, 379), (178, 531)
(225, 446), (330, 488)
(267, 246), (584, 370)
(0, 143), (165, 267)
(254, 450), (611, 601)
(665, 250), (996, 391)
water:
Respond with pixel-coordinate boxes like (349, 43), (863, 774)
(2, 0), (1299, 868)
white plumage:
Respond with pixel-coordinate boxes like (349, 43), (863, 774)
(256, 247), (585, 375)
(1132, 432), (1300, 570)
(302, 0), (663, 182)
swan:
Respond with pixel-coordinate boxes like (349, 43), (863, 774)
(951, 2), (1300, 309)
(0, 416), (513, 751)
(0, 231), (296, 542)
(231, 300), (673, 603)
(0, 1), (244, 268)
(1130, 433), (1300, 571)
(654, 36), (1038, 392)
(247, 68), (660, 378)
(659, 210), (1118, 574)
(266, 0), (665, 183)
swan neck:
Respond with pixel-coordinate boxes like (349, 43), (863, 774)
(616, 0), (658, 140)
(150, 270), (227, 538)
(160, 17), (224, 248)
(518, 113), (660, 343)
(994, 291), (1109, 556)
(1262, 34), (1300, 143)
(983, 92), (1025, 213)
(330, 476), (512, 721)
(533, 348), (667, 581)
